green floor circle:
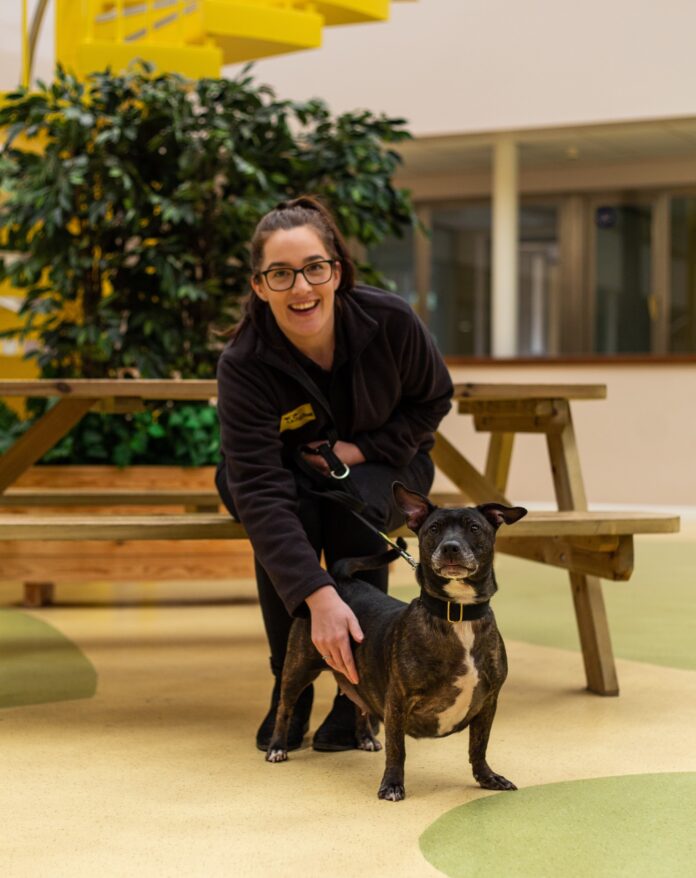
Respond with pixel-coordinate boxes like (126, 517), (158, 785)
(0, 610), (97, 708)
(420, 773), (696, 878)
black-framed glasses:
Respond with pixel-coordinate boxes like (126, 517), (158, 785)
(259, 259), (336, 292)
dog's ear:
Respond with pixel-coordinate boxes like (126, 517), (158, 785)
(393, 482), (436, 532)
(477, 503), (528, 530)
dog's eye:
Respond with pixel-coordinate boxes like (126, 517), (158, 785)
(428, 523), (440, 534)
(470, 524), (480, 533)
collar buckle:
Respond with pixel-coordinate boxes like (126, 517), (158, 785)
(446, 601), (465, 623)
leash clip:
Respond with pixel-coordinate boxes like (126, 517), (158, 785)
(330, 462), (351, 480)
(301, 442), (350, 480)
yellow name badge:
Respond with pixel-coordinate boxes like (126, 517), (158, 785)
(280, 403), (316, 433)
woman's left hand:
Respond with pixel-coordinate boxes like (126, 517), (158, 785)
(301, 440), (365, 475)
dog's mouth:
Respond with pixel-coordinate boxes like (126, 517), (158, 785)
(435, 563), (478, 580)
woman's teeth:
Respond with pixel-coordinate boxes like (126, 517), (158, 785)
(289, 301), (319, 312)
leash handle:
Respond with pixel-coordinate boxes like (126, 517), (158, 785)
(300, 442), (350, 479)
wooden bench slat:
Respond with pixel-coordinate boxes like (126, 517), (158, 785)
(0, 379), (217, 399)
(0, 510), (679, 541)
(0, 488), (221, 506)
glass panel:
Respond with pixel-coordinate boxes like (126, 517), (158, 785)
(374, 201), (560, 357)
(594, 204), (652, 353)
(430, 203), (559, 356)
(670, 197), (696, 353)
(518, 206), (559, 356)
(367, 227), (416, 307)
(430, 204), (491, 356)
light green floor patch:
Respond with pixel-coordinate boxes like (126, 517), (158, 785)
(392, 536), (696, 670)
(420, 773), (696, 878)
(0, 610), (97, 708)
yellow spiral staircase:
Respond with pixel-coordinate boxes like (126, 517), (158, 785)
(51, 0), (409, 81)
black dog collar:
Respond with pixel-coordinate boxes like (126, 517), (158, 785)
(419, 590), (491, 622)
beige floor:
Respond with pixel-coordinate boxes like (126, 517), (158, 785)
(2, 571), (696, 878)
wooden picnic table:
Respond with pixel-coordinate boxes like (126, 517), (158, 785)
(0, 378), (680, 697)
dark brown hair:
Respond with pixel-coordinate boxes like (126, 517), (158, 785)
(229, 195), (355, 340)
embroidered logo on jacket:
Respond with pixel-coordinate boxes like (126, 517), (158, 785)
(280, 403), (316, 432)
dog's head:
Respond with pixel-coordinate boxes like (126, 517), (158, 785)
(393, 482), (527, 602)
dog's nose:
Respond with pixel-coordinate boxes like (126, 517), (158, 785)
(439, 541), (463, 560)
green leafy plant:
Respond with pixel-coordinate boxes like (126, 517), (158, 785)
(0, 63), (415, 465)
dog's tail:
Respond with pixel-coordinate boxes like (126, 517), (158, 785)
(331, 537), (409, 583)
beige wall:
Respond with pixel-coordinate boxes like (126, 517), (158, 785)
(231, 0), (696, 137)
(0, 2), (55, 91)
(434, 363), (695, 509)
(7, 2), (696, 139)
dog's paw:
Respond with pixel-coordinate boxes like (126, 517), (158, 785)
(265, 747), (288, 764)
(476, 772), (517, 791)
(357, 735), (382, 752)
(378, 783), (406, 802)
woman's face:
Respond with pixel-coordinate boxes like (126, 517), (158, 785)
(251, 225), (341, 355)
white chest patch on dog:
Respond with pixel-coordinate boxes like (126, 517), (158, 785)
(443, 579), (478, 604)
(437, 621), (479, 735)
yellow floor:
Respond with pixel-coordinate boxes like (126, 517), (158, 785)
(1, 565), (695, 878)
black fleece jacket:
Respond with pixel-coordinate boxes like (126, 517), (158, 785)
(216, 285), (453, 615)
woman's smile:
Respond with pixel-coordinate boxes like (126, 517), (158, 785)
(288, 299), (320, 313)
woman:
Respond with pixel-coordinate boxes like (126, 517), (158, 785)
(215, 195), (453, 752)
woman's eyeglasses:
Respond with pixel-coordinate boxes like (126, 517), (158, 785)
(260, 259), (336, 292)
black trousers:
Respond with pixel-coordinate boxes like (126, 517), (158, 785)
(215, 452), (434, 676)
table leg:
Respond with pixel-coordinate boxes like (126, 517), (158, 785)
(0, 398), (95, 493)
(432, 433), (510, 505)
(23, 582), (55, 608)
(546, 401), (619, 696)
(485, 432), (514, 494)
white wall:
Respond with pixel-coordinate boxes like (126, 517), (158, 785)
(434, 363), (696, 510)
(7, 1), (696, 137)
(0, 1), (55, 91)
(227, 0), (696, 136)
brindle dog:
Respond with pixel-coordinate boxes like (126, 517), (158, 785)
(266, 482), (527, 801)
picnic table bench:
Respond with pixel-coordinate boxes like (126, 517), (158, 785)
(0, 379), (680, 697)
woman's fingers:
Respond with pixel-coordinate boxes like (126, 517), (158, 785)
(347, 613), (364, 644)
(320, 642), (358, 685)
(307, 589), (362, 684)
(301, 452), (329, 474)
(337, 637), (359, 685)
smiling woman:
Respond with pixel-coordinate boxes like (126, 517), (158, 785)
(214, 195), (453, 755)
(251, 227), (340, 369)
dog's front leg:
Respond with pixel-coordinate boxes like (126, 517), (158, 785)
(378, 687), (407, 801)
(468, 694), (517, 791)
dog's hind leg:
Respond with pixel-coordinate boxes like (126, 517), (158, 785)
(266, 622), (322, 764)
(468, 694), (517, 791)
(355, 709), (382, 752)
(331, 675), (382, 752)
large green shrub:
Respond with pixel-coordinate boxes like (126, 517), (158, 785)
(0, 64), (415, 465)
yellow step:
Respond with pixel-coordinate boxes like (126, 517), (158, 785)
(76, 40), (223, 80)
(311, 1), (389, 26)
(203, 1), (322, 64)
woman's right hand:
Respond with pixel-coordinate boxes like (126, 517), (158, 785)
(305, 585), (364, 684)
